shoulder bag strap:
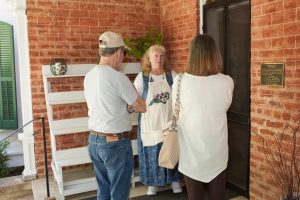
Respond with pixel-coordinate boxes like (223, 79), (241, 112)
(170, 73), (182, 130)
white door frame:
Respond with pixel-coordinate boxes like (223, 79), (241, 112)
(199, 0), (205, 34)
(0, 0), (36, 180)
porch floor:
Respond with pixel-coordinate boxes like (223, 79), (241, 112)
(0, 173), (249, 200)
(32, 176), (249, 200)
(0, 174), (249, 200)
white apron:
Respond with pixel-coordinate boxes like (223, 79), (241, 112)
(141, 75), (172, 146)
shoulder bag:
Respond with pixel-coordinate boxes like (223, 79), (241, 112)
(158, 73), (182, 169)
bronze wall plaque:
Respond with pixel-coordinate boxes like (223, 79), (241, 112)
(261, 63), (284, 87)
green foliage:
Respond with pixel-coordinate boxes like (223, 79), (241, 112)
(124, 29), (162, 59)
(0, 140), (11, 178)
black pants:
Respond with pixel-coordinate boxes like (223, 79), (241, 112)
(184, 169), (226, 200)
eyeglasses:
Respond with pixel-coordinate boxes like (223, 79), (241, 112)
(120, 48), (127, 56)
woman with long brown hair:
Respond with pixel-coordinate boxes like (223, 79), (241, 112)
(173, 34), (234, 200)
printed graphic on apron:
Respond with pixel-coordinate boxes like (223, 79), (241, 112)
(141, 74), (173, 147)
(149, 92), (170, 106)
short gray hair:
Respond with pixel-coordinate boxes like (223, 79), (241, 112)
(99, 47), (120, 56)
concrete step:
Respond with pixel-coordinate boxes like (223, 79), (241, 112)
(32, 176), (60, 200)
(0, 175), (32, 194)
(0, 189), (33, 200)
(32, 176), (97, 200)
(7, 153), (24, 167)
(7, 139), (23, 155)
(0, 129), (19, 142)
(0, 129), (24, 167)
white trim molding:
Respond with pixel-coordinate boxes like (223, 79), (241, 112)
(0, 0), (37, 180)
(199, 0), (205, 34)
(0, 0), (16, 11)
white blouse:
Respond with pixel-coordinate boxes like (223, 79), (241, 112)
(172, 73), (234, 182)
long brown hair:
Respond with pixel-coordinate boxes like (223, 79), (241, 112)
(186, 34), (223, 76)
(141, 44), (171, 76)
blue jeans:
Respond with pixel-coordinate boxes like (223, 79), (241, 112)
(88, 134), (133, 200)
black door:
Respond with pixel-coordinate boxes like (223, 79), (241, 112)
(204, 0), (250, 197)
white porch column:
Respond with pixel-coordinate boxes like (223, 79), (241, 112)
(15, 0), (37, 181)
(19, 132), (36, 180)
(0, 0), (37, 180)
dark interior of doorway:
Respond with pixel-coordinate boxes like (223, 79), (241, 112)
(204, 0), (251, 198)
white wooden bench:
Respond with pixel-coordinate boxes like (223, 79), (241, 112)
(42, 63), (141, 199)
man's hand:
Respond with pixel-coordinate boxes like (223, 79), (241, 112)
(131, 97), (146, 113)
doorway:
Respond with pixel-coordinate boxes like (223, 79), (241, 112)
(203, 0), (251, 197)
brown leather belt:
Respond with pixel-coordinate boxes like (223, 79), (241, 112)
(90, 130), (131, 142)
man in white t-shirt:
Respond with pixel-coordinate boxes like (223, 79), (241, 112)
(84, 31), (146, 200)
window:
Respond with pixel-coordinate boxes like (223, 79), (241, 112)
(0, 21), (18, 129)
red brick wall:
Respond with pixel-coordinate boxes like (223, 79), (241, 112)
(160, 0), (199, 72)
(250, 0), (300, 199)
(27, 1), (300, 197)
(27, 0), (161, 175)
